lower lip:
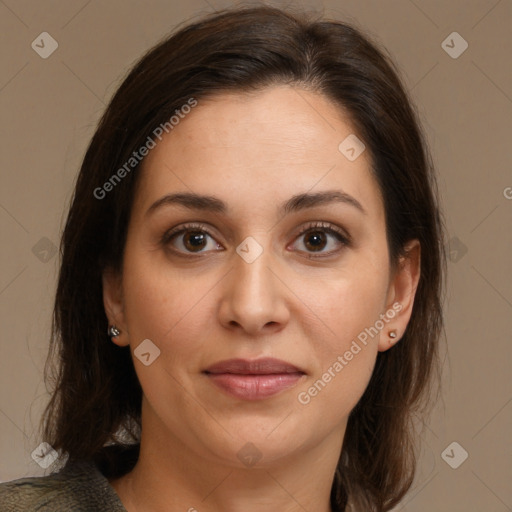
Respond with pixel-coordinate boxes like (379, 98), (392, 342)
(205, 373), (304, 400)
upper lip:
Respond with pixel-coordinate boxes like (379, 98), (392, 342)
(204, 358), (305, 375)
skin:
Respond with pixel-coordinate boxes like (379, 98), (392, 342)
(102, 85), (421, 512)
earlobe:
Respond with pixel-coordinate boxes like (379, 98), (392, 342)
(378, 239), (421, 352)
(102, 267), (129, 347)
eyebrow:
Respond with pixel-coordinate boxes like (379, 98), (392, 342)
(145, 189), (367, 218)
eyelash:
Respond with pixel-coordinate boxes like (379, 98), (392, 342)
(161, 221), (351, 258)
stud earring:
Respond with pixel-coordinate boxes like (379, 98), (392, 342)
(389, 330), (398, 343)
(108, 325), (121, 338)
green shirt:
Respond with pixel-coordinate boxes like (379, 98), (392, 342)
(0, 459), (127, 511)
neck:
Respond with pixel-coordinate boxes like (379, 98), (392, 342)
(109, 404), (344, 512)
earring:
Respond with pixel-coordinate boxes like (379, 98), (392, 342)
(108, 325), (121, 338)
(389, 330), (398, 343)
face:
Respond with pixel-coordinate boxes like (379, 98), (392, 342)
(103, 85), (419, 468)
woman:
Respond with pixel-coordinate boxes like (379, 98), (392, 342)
(0, 4), (446, 511)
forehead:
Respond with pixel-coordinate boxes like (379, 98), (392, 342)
(133, 85), (384, 222)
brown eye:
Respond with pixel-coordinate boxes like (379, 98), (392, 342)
(303, 231), (328, 252)
(162, 224), (223, 255)
(182, 231), (208, 252)
(291, 223), (350, 257)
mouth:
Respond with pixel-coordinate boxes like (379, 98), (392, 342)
(203, 358), (306, 400)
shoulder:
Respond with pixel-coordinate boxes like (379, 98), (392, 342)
(0, 459), (127, 511)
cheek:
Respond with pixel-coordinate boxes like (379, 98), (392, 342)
(122, 246), (218, 357)
(295, 261), (388, 351)
(294, 281), (382, 424)
(292, 259), (387, 416)
(121, 249), (215, 417)
(297, 346), (377, 432)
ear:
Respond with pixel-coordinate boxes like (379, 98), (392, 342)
(378, 239), (421, 352)
(102, 266), (129, 347)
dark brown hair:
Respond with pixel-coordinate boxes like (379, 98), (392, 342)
(41, 5), (446, 511)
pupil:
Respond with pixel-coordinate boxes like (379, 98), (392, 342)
(305, 231), (326, 251)
(185, 231), (206, 250)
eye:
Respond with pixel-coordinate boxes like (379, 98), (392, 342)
(161, 223), (223, 255)
(161, 221), (351, 257)
(290, 221), (350, 257)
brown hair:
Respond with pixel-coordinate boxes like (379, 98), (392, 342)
(41, 5), (446, 511)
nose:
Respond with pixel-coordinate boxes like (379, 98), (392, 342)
(217, 244), (290, 336)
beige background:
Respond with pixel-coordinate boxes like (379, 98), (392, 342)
(0, 0), (511, 510)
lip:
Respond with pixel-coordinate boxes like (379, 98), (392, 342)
(203, 358), (306, 400)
